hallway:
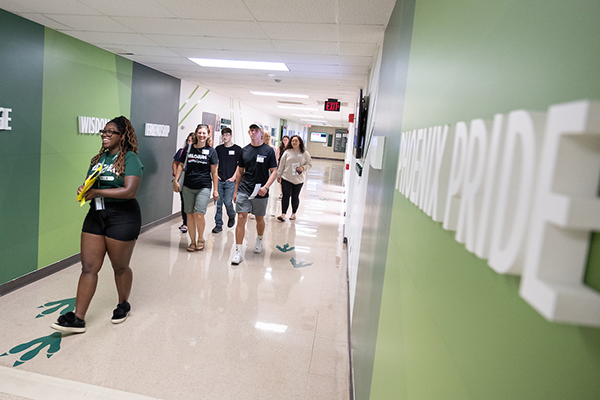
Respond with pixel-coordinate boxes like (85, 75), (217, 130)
(0, 159), (350, 400)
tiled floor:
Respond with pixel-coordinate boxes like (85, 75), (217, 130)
(0, 159), (350, 400)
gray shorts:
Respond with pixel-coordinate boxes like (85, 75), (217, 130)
(236, 191), (268, 217)
(182, 186), (211, 214)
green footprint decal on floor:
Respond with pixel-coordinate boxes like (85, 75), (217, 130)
(290, 257), (313, 268)
(1, 332), (62, 367)
(36, 298), (75, 318)
(276, 243), (295, 253)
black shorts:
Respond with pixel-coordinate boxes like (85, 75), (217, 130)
(82, 199), (142, 241)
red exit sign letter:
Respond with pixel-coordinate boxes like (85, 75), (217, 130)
(324, 99), (341, 112)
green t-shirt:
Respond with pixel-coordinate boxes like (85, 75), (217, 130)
(88, 151), (144, 202)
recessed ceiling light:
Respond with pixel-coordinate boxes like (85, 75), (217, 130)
(251, 91), (309, 98)
(189, 58), (289, 71)
(292, 114), (325, 118)
(277, 106), (319, 110)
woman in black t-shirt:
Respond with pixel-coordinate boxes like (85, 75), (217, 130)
(173, 124), (219, 251)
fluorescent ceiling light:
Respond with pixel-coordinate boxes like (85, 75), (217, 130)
(189, 58), (289, 71)
(292, 114), (325, 118)
(277, 106), (319, 111)
(251, 91), (309, 98)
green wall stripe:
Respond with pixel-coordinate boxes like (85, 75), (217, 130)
(38, 29), (133, 268)
(178, 89), (209, 126)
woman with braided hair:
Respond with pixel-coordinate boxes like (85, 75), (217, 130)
(52, 116), (143, 333)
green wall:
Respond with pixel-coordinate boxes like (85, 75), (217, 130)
(38, 29), (133, 268)
(365, 0), (600, 399)
(0, 10), (180, 287)
(0, 10), (44, 283)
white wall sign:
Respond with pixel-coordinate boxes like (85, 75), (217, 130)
(145, 123), (170, 137)
(396, 100), (600, 327)
(78, 116), (110, 134)
(0, 107), (12, 130)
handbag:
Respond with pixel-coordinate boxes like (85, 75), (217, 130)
(176, 143), (191, 192)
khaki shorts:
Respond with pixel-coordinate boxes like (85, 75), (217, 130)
(182, 186), (211, 214)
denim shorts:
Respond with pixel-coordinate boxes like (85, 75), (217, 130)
(182, 186), (211, 214)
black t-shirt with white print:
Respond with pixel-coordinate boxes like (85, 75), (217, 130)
(178, 145), (218, 189)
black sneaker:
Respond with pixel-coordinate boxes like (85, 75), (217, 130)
(111, 301), (131, 324)
(51, 312), (86, 333)
(227, 217), (235, 228)
(212, 225), (223, 233)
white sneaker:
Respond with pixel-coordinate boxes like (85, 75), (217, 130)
(254, 237), (263, 253)
(231, 251), (243, 265)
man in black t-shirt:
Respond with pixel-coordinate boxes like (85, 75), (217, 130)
(212, 127), (242, 233)
(232, 123), (277, 265)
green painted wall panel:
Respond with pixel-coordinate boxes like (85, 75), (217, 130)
(0, 10), (44, 282)
(368, 0), (600, 399)
(38, 29), (132, 268)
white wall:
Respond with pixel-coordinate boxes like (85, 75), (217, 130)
(173, 80), (283, 214)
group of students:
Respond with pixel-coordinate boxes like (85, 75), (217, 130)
(171, 123), (312, 265)
(50, 116), (312, 334)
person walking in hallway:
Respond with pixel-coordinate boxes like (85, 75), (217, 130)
(277, 135), (312, 221)
(173, 124), (219, 252)
(212, 127), (242, 233)
(231, 123), (278, 265)
(172, 132), (193, 233)
(275, 135), (289, 199)
(51, 116), (143, 333)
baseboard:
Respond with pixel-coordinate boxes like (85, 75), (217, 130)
(0, 212), (181, 297)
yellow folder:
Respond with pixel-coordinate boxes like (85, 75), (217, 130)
(76, 164), (103, 206)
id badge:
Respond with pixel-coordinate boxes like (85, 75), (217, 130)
(256, 155), (265, 163)
(94, 197), (105, 210)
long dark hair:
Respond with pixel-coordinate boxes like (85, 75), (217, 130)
(182, 132), (194, 148)
(90, 116), (138, 176)
(285, 135), (305, 153)
(278, 135), (289, 154)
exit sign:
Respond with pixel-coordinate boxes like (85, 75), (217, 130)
(324, 99), (341, 112)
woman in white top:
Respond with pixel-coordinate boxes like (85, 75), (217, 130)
(276, 135), (312, 221)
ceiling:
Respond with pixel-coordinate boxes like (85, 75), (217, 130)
(1, 0), (396, 128)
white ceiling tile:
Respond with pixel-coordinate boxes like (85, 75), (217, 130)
(77, 0), (175, 18)
(340, 42), (378, 56)
(340, 55), (374, 67)
(47, 15), (134, 32)
(280, 54), (340, 65)
(260, 22), (338, 41)
(58, 31), (159, 46)
(4, 0), (101, 15)
(157, 0), (254, 21)
(163, 37), (277, 52)
(0, 0), (36, 13)
(17, 13), (72, 30)
(112, 17), (194, 35)
(272, 40), (339, 55)
(168, 48), (284, 62)
(339, 0), (397, 25)
(244, 0), (337, 23)
(117, 45), (180, 57)
(339, 24), (385, 44)
(287, 64), (341, 74)
(180, 20), (267, 39)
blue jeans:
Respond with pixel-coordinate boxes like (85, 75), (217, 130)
(215, 180), (235, 227)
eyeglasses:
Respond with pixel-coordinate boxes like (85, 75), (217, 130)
(99, 129), (121, 137)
